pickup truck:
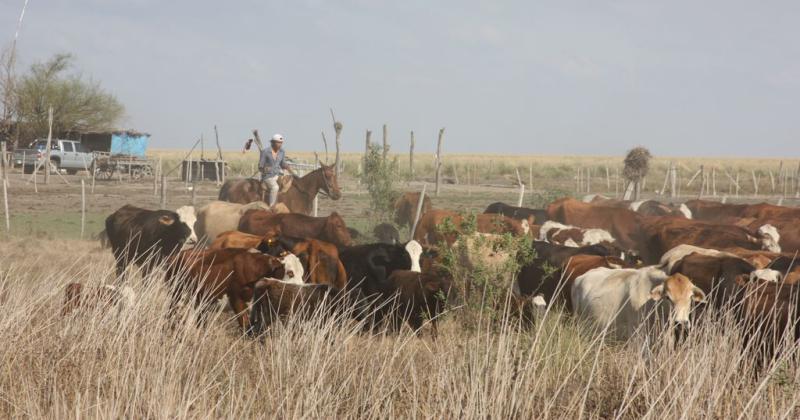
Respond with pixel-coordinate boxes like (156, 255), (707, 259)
(13, 139), (94, 175)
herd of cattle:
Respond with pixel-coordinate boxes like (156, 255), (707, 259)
(66, 189), (800, 361)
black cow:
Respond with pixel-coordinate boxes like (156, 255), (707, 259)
(105, 205), (192, 277)
(483, 202), (548, 225)
(339, 243), (414, 325)
(373, 223), (401, 245)
(383, 269), (455, 337)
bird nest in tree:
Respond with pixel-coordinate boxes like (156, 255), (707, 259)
(623, 147), (652, 182)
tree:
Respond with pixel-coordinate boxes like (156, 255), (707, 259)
(362, 142), (399, 219)
(14, 54), (125, 142)
(0, 46), (16, 144)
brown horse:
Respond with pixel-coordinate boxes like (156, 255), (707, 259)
(218, 164), (341, 214)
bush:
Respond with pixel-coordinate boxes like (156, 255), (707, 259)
(361, 143), (399, 219)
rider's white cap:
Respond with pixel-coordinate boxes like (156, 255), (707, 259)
(271, 133), (284, 142)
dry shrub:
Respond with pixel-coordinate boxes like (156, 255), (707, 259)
(0, 238), (799, 418)
(623, 147), (653, 184)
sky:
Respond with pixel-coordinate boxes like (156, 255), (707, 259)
(1, 0), (799, 157)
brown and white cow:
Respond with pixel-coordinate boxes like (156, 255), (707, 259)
(414, 210), (529, 245)
(194, 201), (274, 246)
(546, 198), (643, 252)
(539, 221), (616, 247)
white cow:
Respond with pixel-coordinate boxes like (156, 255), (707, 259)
(572, 266), (705, 341)
(194, 201), (272, 246)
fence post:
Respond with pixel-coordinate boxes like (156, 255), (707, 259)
(409, 184), (427, 241)
(160, 174), (167, 209)
(0, 141), (6, 184)
(735, 171), (740, 197)
(45, 107), (53, 185)
(529, 163), (534, 192)
(80, 179), (86, 239)
(2, 179), (8, 233)
(409, 131), (415, 180)
(382, 124), (389, 162)
(752, 170), (759, 197)
(434, 128), (444, 197)
(515, 169), (524, 207)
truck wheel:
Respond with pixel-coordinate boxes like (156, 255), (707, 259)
(23, 164), (34, 174)
(49, 158), (61, 174)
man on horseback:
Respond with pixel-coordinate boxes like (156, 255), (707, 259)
(258, 134), (295, 206)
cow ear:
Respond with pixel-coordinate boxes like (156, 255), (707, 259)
(649, 285), (665, 301)
(159, 215), (175, 226)
(692, 286), (706, 303)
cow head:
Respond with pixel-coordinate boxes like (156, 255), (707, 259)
(158, 212), (192, 248)
(175, 206), (197, 245)
(324, 212), (353, 247)
(404, 240), (423, 272)
(279, 253), (305, 284)
(319, 164), (342, 200)
(250, 253), (286, 281)
(649, 273), (705, 344)
(757, 224), (781, 253)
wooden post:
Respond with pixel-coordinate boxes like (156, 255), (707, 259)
(697, 165), (705, 199)
(735, 172), (740, 197)
(659, 163), (670, 196)
(615, 167), (620, 198)
(33, 169), (37, 193)
(769, 169), (775, 193)
(313, 195), (319, 217)
(586, 167), (591, 193)
(382, 124), (388, 162)
(44, 107), (53, 185)
(752, 170), (759, 197)
(671, 165), (677, 199)
(529, 163), (534, 191)
(160, 174), (167, 209)
(515, 169), (525, 207)
(90, 158), (96, 194)
(2, 179), (8, 232)
(221, 160), (226, 184)
(467, 164), (471, 197)
(712, 167), (717, 196)
(434, 128), (444, 197)
(576, 168), (581, 194)
(215, 161), (220, 186)
(153, 158), (159, 196)
(80, 179), (85, 239)
(452, 164), (460, 185)
(605, 166), (610, 191)
(409, 184), (427, 241)
(0, 141), (6, 183)
(191, 179), (197, 206)
(214, 125), (224, 161)
(409, 131), (415, 180)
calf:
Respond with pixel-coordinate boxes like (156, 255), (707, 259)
(373, 223), (401, 245)
(539, 221), (616, 247)
(238, 210), (353, 247)
(384, 269), (454, 337)
(62, 283), (136, 316)
(105, 205), (192, 276)
(572, 267), (705, 342)
(165, 248), (285, 330)
(546, 198), (644, 252)
(736, 278), (800, 366)
(394, 192), (432, 228)
(248, 278), (343, 335)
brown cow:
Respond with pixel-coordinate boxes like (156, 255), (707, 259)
(545, 198), (643, 252)
(686, 200), (800, 221)
(669, 253), (758, 308)
(165, 248), (286, 330)
(394, 192), (432, 228)
(413, 210), (529, 245)
(62, 283), (136, 316)
(238, 210), (353, 247)
(735, 278), (800, 367)
(639, 217), (780, 264)
(210, 231), (348, 289)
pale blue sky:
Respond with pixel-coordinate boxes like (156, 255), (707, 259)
(2, 0), (799, 156)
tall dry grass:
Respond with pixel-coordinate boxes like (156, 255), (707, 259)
(2, 238), (799, 418)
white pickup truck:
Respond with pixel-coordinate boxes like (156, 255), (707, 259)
(13, 139), (94, 175)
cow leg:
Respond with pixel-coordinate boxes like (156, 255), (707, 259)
(228, 294), (250, 332)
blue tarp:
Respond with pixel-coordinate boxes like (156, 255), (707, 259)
(110, 132), (149, 157)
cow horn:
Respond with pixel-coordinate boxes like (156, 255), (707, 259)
(158, 215), (175, 226)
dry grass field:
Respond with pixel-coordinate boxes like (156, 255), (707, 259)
(0, 154), (799, 418)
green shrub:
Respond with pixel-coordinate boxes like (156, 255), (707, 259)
(361, 143), (399, 219)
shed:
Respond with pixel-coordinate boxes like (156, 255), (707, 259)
(79, 130), (150, 157)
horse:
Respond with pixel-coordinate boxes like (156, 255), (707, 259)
(217, 164), (341, 214)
